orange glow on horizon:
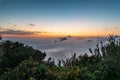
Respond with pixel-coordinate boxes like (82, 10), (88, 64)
(1, 27), (120, 38)
(1, 32), (112, 38)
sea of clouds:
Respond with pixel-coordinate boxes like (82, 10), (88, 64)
(3, 37), (107, 60)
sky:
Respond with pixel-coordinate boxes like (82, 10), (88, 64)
(0, 0), (120, 37)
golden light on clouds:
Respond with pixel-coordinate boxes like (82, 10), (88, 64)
(1, 20), (120, 38)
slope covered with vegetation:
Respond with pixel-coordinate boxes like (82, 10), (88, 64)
(0, 35), (120, 80)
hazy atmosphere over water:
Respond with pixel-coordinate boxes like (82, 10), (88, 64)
(0, 0), (120, 37)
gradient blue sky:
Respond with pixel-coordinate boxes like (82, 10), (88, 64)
(0, 0), (120, 37)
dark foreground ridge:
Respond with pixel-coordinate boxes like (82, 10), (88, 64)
(0, 35), (120, 80)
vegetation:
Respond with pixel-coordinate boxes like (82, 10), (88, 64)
(0, 35), (120, 80)
(0, 40), (46, 74)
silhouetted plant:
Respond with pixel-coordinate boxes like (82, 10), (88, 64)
(0, 40), (46, 74)
(0, 35), (120, 80)
(0, 34), (2, 40)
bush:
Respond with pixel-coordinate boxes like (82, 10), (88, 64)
(0, 35), (120, 80)
(0, 40), (46, 74)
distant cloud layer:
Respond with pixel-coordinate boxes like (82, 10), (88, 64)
(103, 26), (120, 32)
(54, 36), (72, 43)
(0, 29), (34, 35)
(0, 28), (52, 35)
(29, 24), (35, 26)
(13, 24), (18, 26)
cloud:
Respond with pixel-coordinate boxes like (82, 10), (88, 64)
(114, 26), (120, 29)
(29, 24), (35, 26)
(34, 31), (42, 33)
(0, 28), (53, 35)
(104, 25), (120, 31)
(86, 40), (93, 43)
(58, 36), (71, 41)
(54, 36), (72, 42)
(13, 24), (17, 26)
(0, 29), (34, 35)
(104, 27), (109, 30)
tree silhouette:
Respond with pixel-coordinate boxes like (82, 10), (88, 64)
(0, 34), (2, 40)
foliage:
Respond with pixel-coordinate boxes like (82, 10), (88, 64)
(0, 40), (46, 74)
(0, 35), (120, 80)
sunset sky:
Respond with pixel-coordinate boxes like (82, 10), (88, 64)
(0, 0), (120, 37)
